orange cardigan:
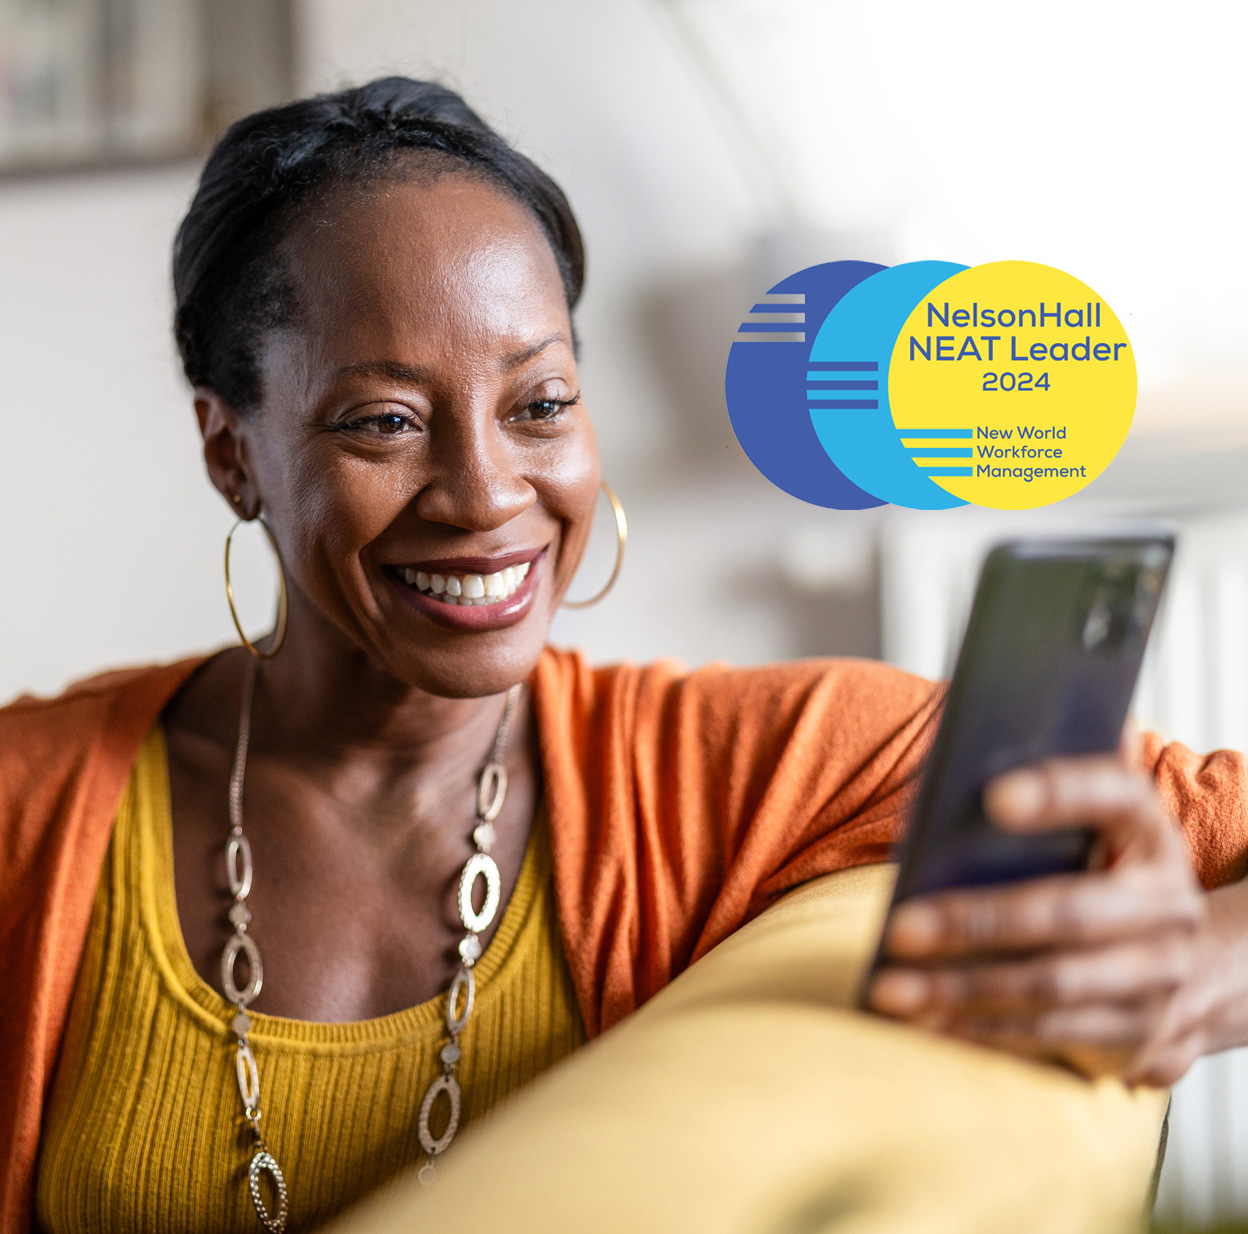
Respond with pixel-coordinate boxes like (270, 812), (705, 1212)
(2, 646), (1245, 1233)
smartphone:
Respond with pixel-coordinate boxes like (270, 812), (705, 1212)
(875, 535), (1173, 939)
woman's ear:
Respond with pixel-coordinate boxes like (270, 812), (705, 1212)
(195, 388), (260, 518)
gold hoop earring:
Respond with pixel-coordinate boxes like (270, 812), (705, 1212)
(562, 481), (627, 609)
(224, 517), (289, 659)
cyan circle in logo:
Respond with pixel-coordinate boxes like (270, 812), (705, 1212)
(808, 261), (968, 510)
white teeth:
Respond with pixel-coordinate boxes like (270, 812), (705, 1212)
(399, 558), (536, 606)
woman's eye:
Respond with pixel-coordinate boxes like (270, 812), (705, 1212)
(346, 411), (416, 435)
(514, 394), (580, 422)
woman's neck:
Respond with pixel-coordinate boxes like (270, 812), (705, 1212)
(168, 621), (521, 818)
(258, 636), (510, 765)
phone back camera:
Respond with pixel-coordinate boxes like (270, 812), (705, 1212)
(1082, 562), (1159, 653)
(1082, 594), (1115, 651)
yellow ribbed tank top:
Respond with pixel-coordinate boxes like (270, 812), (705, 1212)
(36, 727), (586, 1233)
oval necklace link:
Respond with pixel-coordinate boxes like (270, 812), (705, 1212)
(226, 833), (253, 899)
(457, 852), (503, 934)
(222, 659), (522, 1219)
(221, 932), (264, 1006)
(476, 761), (508, 822)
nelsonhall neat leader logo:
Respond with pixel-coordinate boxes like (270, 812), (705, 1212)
(724, 260), (1136, 511)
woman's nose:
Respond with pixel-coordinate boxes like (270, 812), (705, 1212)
(413, 407), (535, 532)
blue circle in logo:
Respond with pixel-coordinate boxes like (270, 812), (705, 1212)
(724, 261), (886, 510)
(808, 261), (967, 510)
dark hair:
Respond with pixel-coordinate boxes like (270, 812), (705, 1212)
(172, 77), (585, 411)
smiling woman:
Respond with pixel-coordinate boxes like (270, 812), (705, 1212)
(173, 81), (596, 696)
(5, 75), (1248, 1234)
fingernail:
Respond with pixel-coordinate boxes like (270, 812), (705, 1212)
(986, 769), (1045, 824)
(870, 970), (931, 1014)
(888, 903), (942, 952)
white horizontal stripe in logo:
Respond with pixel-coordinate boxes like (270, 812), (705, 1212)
(755, 293), (805, 304)
(734, 332), (805, 343)
(743, 312), (804, 324)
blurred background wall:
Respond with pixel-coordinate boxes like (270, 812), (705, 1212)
(6, 0), (1246, 705)
(7, 0), (1238, 703)
(2, 0), (1247, 1224)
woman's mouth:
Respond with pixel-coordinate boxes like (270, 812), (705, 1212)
(398, 560), (530, 606)
(384, 549), (545, 631)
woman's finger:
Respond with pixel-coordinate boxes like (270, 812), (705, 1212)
(939, 1000), (1160, 1052)
(1127, 1034), (1205, 1088)
(870, 935), (1192, 1017)
(1120, 718), (1144, 767)
(983, 756), (1175, 862)
(884, 864), (1201, 959)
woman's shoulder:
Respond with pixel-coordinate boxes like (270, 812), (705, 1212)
(0, 657), (207, 787)
(2, 662), (171, 715)
(535, 644), (941, 725)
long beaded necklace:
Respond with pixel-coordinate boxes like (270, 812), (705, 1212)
(221, 658), (522, 1230)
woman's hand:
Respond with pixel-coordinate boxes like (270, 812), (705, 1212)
(866, 755), (1232, 1086)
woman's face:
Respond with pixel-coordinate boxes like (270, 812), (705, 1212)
(201, 171), (599, 698)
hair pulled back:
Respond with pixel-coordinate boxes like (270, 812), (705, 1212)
(173, 77), (585, 411)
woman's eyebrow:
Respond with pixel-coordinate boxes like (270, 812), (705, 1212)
(334, 337), (568, 386)
(500, 334), (569, 371)
(335, 359), (428, 385)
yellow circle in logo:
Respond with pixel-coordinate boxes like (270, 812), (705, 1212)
(887, 261), (1135, 510)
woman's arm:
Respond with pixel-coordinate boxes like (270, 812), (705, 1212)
(866, 754), (1248, 1086)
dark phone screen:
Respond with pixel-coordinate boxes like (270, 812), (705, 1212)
(889, 537), (1172, 905)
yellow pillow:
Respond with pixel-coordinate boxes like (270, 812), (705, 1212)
(327, 864), (1167, 1234)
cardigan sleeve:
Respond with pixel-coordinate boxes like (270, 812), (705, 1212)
(1141, 731), (1248, 888)
(0, 657), (207, 1234)
(534, 649), (945, 1033)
